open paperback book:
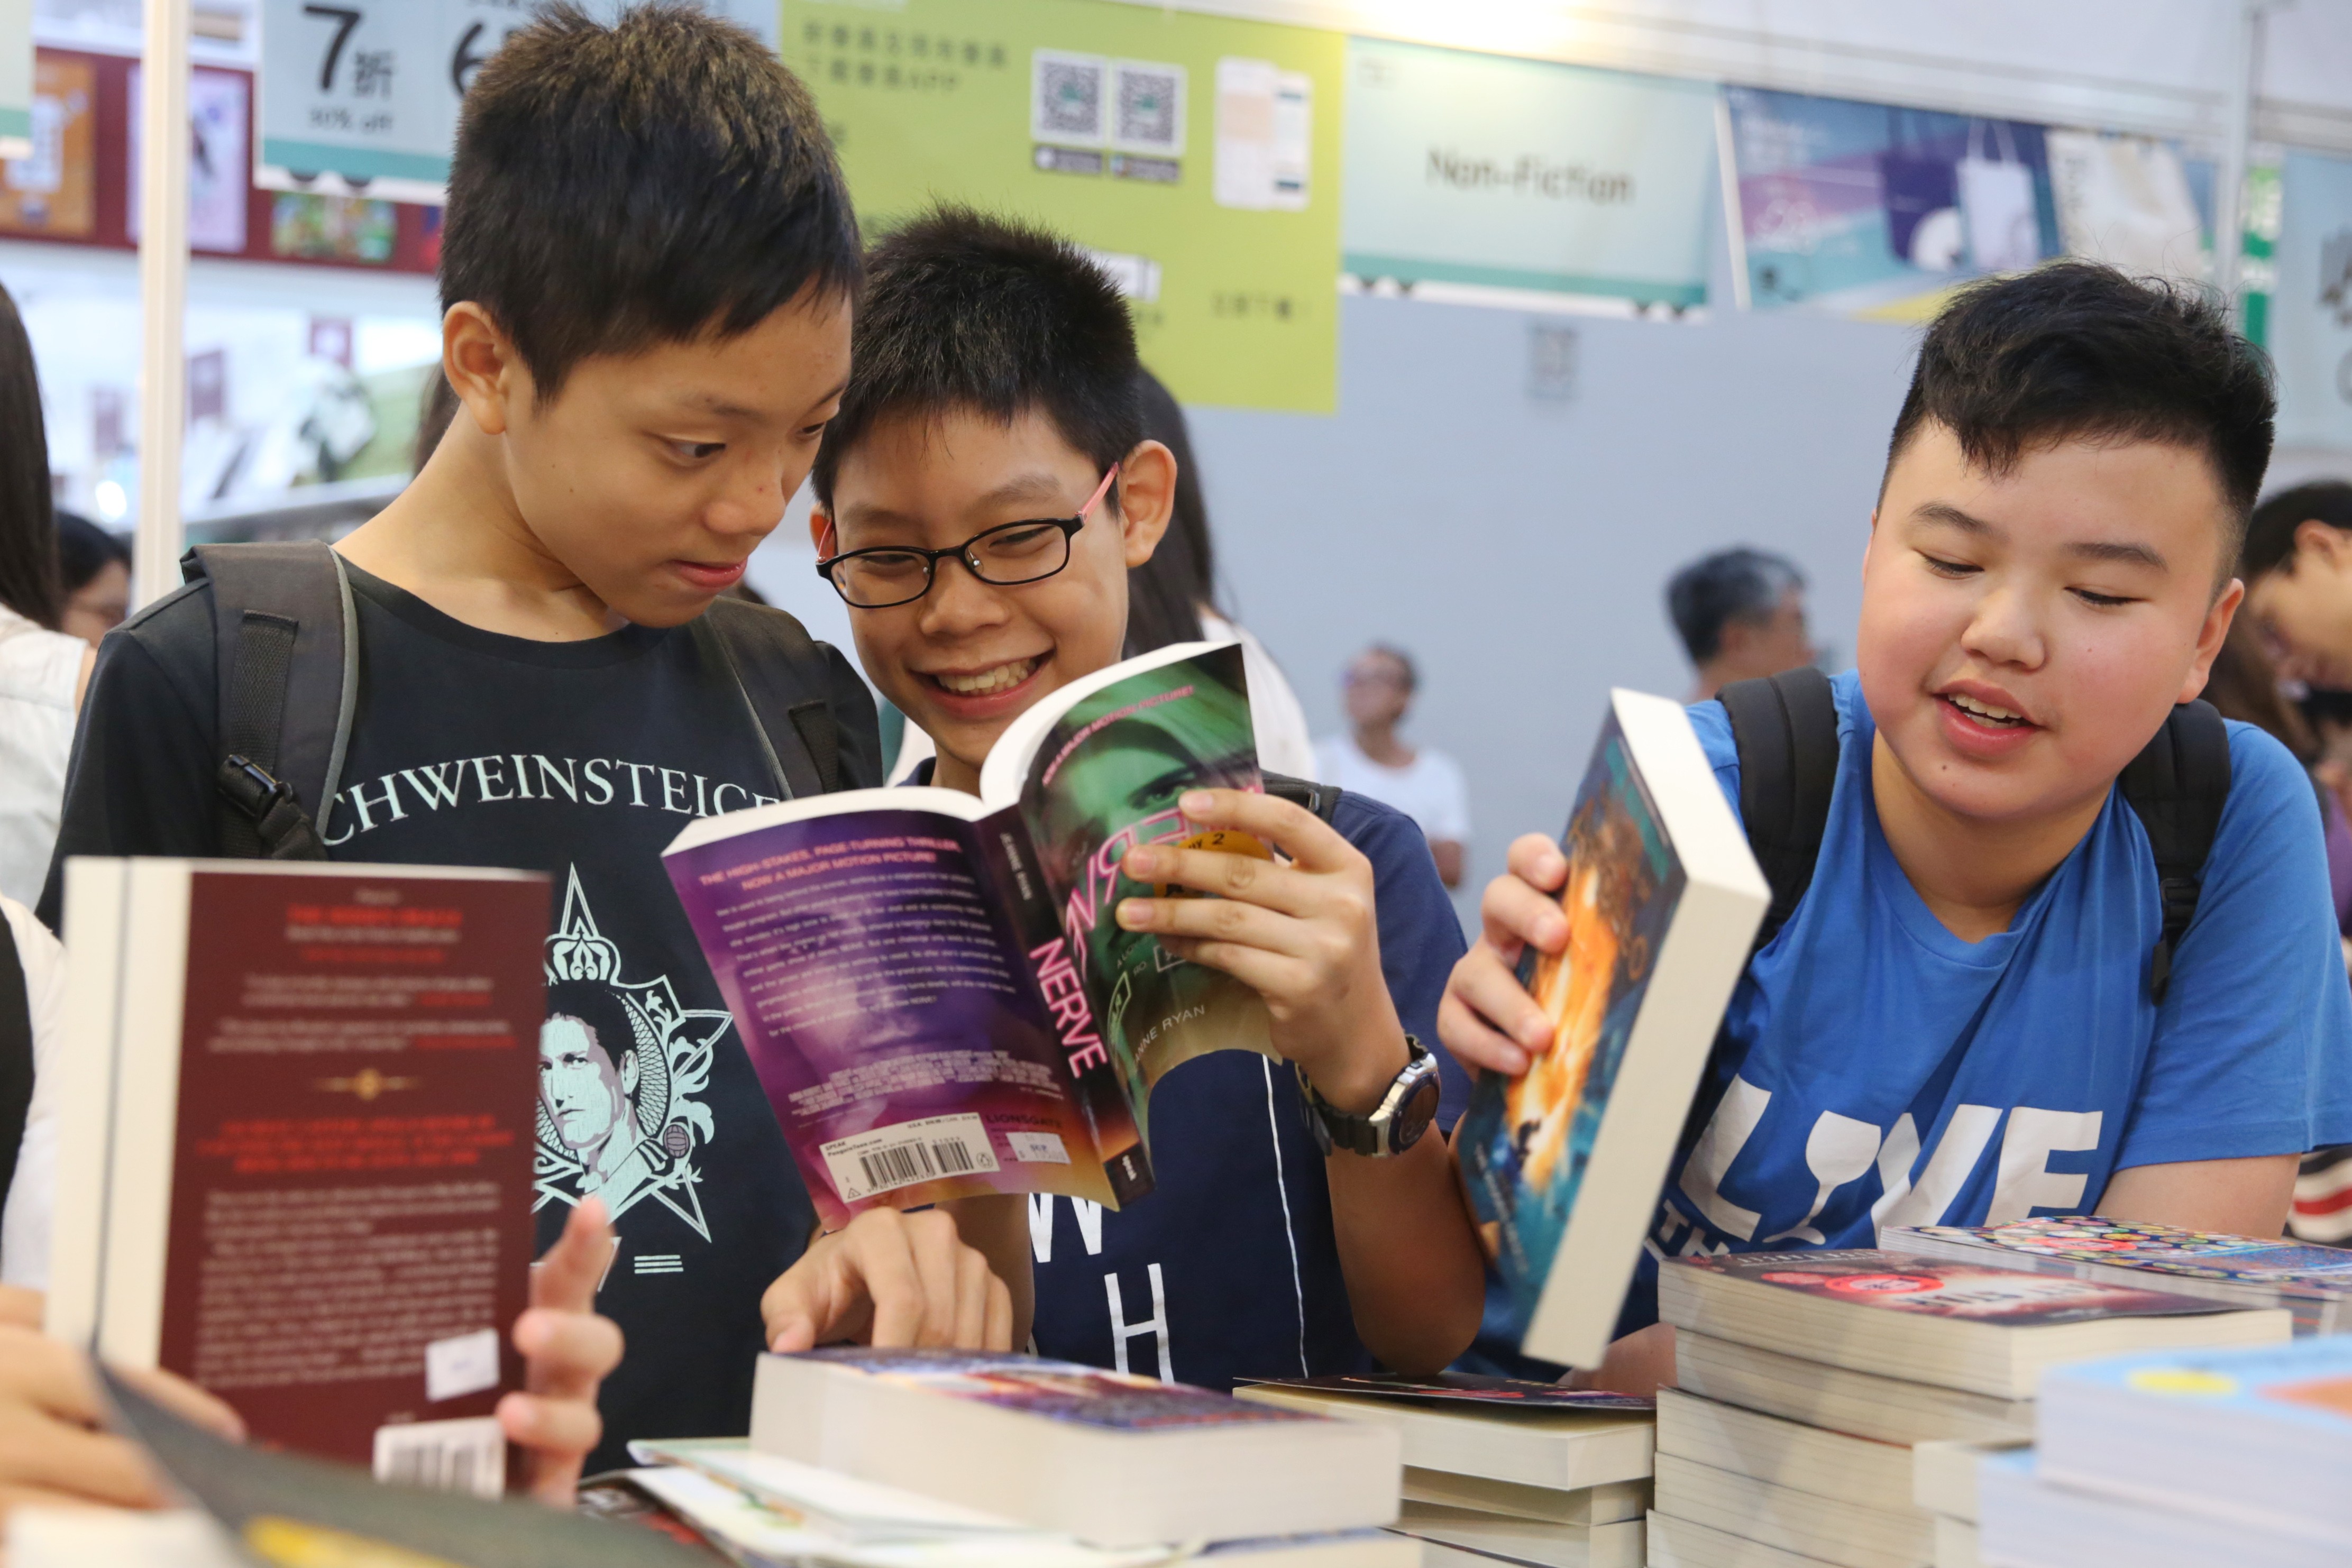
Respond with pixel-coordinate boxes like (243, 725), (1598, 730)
(665, 641), (1271, 1225)
(1457, 690), (1769, 1368)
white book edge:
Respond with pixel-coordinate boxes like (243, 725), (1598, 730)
(1522, 690), (1767, 1368)
(43, 858), (129, 1347)
(663, 784), (995, 858)
(95, 860), (194, 1369)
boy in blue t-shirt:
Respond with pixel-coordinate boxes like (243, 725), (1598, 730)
(1443, 262), (2352, 1389)
(797, 209), (1487, 1388)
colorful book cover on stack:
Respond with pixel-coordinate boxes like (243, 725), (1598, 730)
(664, 642), (1271, 1226)
(1458, 690), (1768, 1368)
(1670, 1251), (2247, 1325)
(1896, 1217), (2352, 1332)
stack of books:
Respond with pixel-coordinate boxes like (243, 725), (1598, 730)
(1909, 1438), (2021, 1568)
(1976, 1336), (2352, 1568)
(1892, 1216), (2352, 1334)
(1234, 1372), (1658, 1567)
(1644, 1250), (2292, 1568)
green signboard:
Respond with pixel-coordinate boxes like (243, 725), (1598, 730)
(1340, 36), (1715, 307)
(786, 0), (1344, 413)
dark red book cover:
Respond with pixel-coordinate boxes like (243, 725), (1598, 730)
(157, 868), (546, 1474)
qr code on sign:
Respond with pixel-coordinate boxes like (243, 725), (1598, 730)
(1112, 60), (1186, 154)
(1032, 51), (1105, 146)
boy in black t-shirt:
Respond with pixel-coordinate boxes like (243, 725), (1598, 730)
(801, 210), (1489, 1388)
(40, 8), (1009, 1482)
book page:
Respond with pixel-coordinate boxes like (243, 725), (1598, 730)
(1006, 643), (1273, 1153)
(666, 805), (1114, 1227)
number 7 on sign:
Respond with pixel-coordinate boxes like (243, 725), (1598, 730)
(303, 5), (364, 93)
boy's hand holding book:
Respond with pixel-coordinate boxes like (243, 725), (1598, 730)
(1438, 831), (1575, 1078)
(762, 1207), (1016, 1356)
(504, 1198), (626, 1505)
(1114, 787), (1411, 1113)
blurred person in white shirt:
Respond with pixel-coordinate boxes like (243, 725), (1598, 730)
(1315, 644), (1469, 888)
(0, 285), (94, 907)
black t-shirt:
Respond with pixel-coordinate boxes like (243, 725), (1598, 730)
(41, 564), (878, 1470)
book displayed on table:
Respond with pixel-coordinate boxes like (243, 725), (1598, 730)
(1456, 690), (1768, 1368)
(1655, 1250), (2292, 1398)
(1976, 1444), (2336, 1568)
(664, 641), (1273, 1227)
(1653, 1250), (2292, 1568)
(49, 860), (548, 1494)
(1235, 1374), (1654, 1567)
(747, 1349), (1400, 1549)
(1910, 1437), (2017, 1568)
(94, 1364), (708, 1568)
(1893, 1215), (2352, 1333)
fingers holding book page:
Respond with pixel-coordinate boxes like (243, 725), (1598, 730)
(761, 1207), (1014, 1357)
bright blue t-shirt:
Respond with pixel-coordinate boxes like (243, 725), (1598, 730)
(1622, 669), (2352, 1333)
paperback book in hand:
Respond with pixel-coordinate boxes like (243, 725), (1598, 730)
(49, 860), (548, 1492)
(1458, 689), (1769, 1368)
(665, 641), (1273, 1226)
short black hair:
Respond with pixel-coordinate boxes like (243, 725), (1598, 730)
(441, 3), (859, 402)
(1357, 643), (1418, 694)
(0, 281), (57, 629)
(811, 206), (1141, 508)
(1667, 547), (1805, 665)
(2244, 480), (2352, 581)
(54, 511), (127, 595)
(1887, 261), (2274, 581)
(1126, 368), (1213, 655)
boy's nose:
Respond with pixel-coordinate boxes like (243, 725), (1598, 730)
(917, 554), (1012, 636)
(1960, 585), (2047, 668)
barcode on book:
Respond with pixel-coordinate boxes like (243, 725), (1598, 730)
(372, 1415), (505, 1499)
(821, 1113), (1002, 1203)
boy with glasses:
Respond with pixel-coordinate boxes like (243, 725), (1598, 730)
(809, 206), (1488, 1388)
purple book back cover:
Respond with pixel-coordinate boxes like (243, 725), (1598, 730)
(666, 807), (1113, 1227)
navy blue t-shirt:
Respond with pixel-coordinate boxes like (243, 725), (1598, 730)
(912, 763), (1470, 1389)
(1028, 789), (1470, 1387)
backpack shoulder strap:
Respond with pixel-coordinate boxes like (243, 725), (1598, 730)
(1674, 666), (1839, 1166)
(1262, 771), (1344, 827)
(0, 912), (31, 1212)
(181, 543), (354, 859)
(2117, 698), (2231, 1003)
(696, 598), (877, 799)
(1717, 665), (1841, 950)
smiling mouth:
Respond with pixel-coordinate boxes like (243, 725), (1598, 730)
(1944, 692), (2031, 728)
(929, 656), (1042, 697)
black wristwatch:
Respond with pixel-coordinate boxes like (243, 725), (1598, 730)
(1297, 1037), (1443, 1158)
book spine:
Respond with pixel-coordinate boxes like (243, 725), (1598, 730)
(982, 809), (1154, 1206)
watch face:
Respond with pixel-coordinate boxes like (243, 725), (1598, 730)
(1392, 1072), (1442, 1152)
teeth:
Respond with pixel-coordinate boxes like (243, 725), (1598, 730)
(1948, 693), (2024, 723)
(935, 657), (1040, 696)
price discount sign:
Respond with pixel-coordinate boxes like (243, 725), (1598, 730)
(258, 0), (776, 200)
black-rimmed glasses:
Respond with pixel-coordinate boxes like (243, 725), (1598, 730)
(816, 466), (1120, 609)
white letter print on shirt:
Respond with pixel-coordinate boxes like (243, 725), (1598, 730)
(534, 867), (727, 1241)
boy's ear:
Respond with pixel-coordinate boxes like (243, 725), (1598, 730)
(2182, 576), (2246, 705)
(810, 510), (836, 557)
(442, 300), (525, 438)
(1114, 439), (1177, 569)
(2294, 519), (2352, 574)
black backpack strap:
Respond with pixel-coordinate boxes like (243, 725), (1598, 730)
(2117, 699), (2231, 1004)
(696, 597), (879, 799)
(1717, 666), (1842, 950)
(1263, 771), (1344, 827)
(183, 543), (354, 860)
(1676, 666), (1841, 1161)
(0, 913), (31, 1213)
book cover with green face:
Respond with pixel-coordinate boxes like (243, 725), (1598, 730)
(1014, 641), (1271, 1147)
